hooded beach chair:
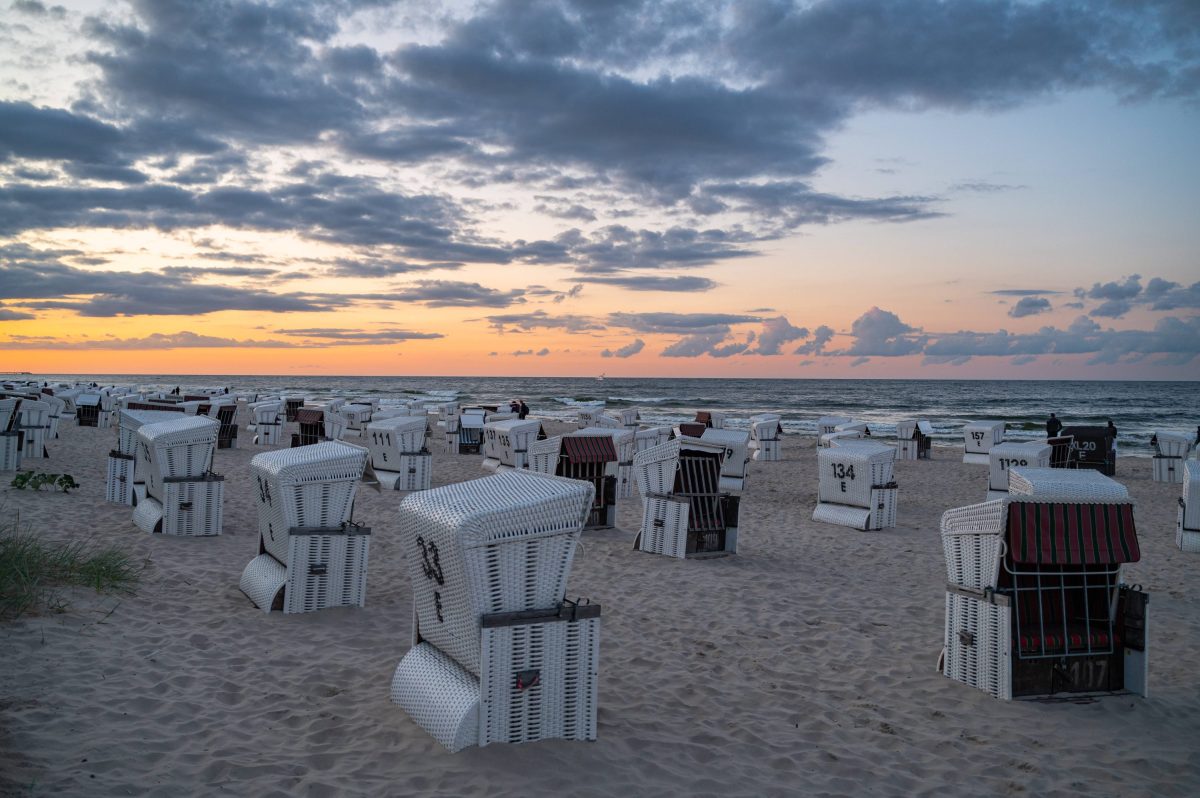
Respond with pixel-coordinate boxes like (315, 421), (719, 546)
(337, 402), (374, 435)
(941, 467), (1147, 700)
(366, 415), (431, 491)
(634, 425), (673, 454)
(16, 400), (50, 460)
(0, 398), (22, 471)
(1061, 426), (1116, 476)
(811, 440), (898, 531)
(819, 421), (870, 449)
(457, 408), (486, 454)
(1179, 460), (1200, 553)
(749, 414), (783, 462)
(291, 407), (345, 447)
(1045, 435), (1078, 469)
(962, 421), (1006, 465)
(895, 420), (933, 461)
(817, 415), (852, 438)
(694, 410), (725, 429)
(131, 415), (224, 536)
(529, 433), (619, 528)
(41, 394), (65, 439)
(390, 471), (600, 751)
(1151, 431), (1193, 483)
(215, 403), (239, 449)
(632, 437), (740, 558)
(571, 426), (635, 497)
(283, 395), (305, 423)
(700, 427), (751, 491)
(610, 408), (640, 429)
(239, 441), (370, 614)
(985, 441), (1052, 501)
(250, 400), (283, 446)
(481, 418), (545, 472)
(107, 407), (183, 505)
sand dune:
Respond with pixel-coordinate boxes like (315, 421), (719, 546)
(2, 414), (1197, 797)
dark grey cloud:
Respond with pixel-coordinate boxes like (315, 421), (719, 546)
(576, 275), (716, 292)
(1008, 296), (1052, 318)
(273, 327), (444, 342)
(161, 265), (280, 278)
(390, 280), (526, 308)
(607, 311), (761, 334)
(0, 330), (298, 350)
(0, 307), (36, 321)
(326, 257), (463, 278)
(482, 310), (603, 333)
(794, 324), (834, 355)
(601, 338), (645, 358)
(11, 1), (66, 17)
(750, 316), (808, 355)
(557, 225), (759, 273)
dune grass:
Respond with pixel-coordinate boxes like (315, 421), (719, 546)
(0, 514), (141, 621)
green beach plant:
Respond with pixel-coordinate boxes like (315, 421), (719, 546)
(9, 471), (79, 493)
(0, 511), (141, 621)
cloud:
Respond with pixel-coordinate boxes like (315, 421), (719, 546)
(990, 289), (1063, 297)
(795, 324), (834, 355)
(273, 328), (444, 343)
(389, 280), (526, 308)
(536, 347), (550, 356)
(839, 307), (925, 356)
(575, 275), (717, 292)
(1008, 296), (1052, 318)
(601, 338), (645, 358)
(483, 310), (603, 333)
(0, 307), (36, 321)
(750, 316), (808, 355)
(608, 312), (761, 334)
(660, 332), (735, 358)
(0, 330), (299, 350)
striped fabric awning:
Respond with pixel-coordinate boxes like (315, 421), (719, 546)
(563, 435), (617, 464)
(295, 408), (324, 425)
(1006, 502), (1140, 564)
(126, 402), (184, 412)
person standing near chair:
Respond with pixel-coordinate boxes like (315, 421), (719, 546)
(518, 400), (529, 420)
(1046, 413), (1062, 437)
(1107, 419), (1118, 456)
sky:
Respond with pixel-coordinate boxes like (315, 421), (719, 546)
(1, 0), (1198, 379)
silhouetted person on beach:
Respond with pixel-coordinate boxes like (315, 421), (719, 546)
(518, 400), (529, 420)
(1046, 413), (1062, 437)
(1195, 426), (1200, 446)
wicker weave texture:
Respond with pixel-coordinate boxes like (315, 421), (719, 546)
(375, 453), (433, 491)
(367, 416), (427, 468)
(161, 479), (223, 536)
(136, 416), (219, 493)
(700, 428), (750, 484)
(988, 442), (1052, 491)
(940, 500), (1007, 590)
(250, 441), (368, 564)
(18, 401), (49, 459)
(282, 533), (370, 613)
(574, 427), (635, 462)
(479, 616), (600, 746)
(817, 442), (895, 507)
(1178, 505), (1200, 552)
(1007, 467), (1129, 502)
(633, 426), (673, 453)
(963, 421), (1005, 457)
(131, 495), (164, 534)
(481, 419), (543, 469)
(392, 642), (481, 752)
(1183, 461), (1200, 530)
(397, 471), (592, 676)
(1152, 456), (1185, 483)
(752, 439), (781, 461)
(943, 591), (1012, 700)
(1154, 431), (1194, 458)
(0, 435), (20, 471)
(105, 455), (134, 505)
(118, 409), (183, 455)
(527, 436), (561, 474)
(638, 495), (689, 558)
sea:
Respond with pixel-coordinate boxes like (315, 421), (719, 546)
(19, 375), (1200, 457)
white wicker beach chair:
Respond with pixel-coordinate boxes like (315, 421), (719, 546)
(693, 410), (726, 430)
(817, 415), (851, 437)
(283, 395), (306, 423)
(239, 441), (370, 614)
(895, 420), (933, 461)
(1179, 460), (1200, 553)
(16, 400), (50, 460)
(366, 415), (431, 491)
(985, 441), (1052, 501)
(528, 433), (619, 528)
(811, 440), (897, 531)
(481, 418), (544, 472)
(573, 426), (635, 498)
(633, 425), (673, 454)
(632, 438), (740, 558)
(457, 408), (486, 454)
(249, 401), (283, 446)
(41, 394), (65, 439)
(609, 408), (640, 429)
(940, 467), (1147, 700)
(0, 398), (22, 471)
(1152, 431), (1193, 483)
(749, 414), (783, 462)
(962, 421), (1006, 464)
(107, 408), (183, 505)
(700, 427), (751, 491)
(390, 470), (600, 751)
(131, 415), (223, 536)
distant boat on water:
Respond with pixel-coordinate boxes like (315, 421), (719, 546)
(596, 373), (605, 382)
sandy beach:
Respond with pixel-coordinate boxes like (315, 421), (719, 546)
(2, 412), (1197, 798)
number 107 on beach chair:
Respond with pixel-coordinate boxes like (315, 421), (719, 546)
(390, 471), (600, 751)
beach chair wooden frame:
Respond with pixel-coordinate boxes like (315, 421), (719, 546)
(529, 434), (619, 528)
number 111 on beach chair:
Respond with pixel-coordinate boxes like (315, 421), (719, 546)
(390, 471), (601, 751)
